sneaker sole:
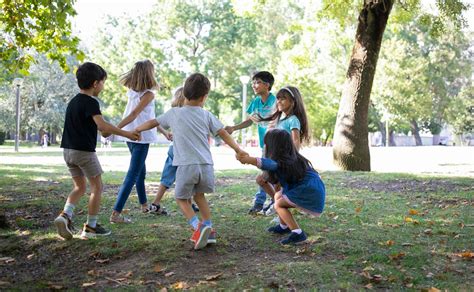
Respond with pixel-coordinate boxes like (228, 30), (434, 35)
(81, 230), (112, 239)
(280, 239), (307, 245)
(194, 226), (211, 250)
(54, 217), (73, 240)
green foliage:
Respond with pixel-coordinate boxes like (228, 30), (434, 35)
(372, 21), (473, 136)
(0, 0), (84, 78)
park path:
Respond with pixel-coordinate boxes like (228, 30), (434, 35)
(1, 145), (473, 177)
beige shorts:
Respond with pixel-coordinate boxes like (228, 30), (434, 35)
(63, 149), (104, 178)
(174, 164), (214, 199)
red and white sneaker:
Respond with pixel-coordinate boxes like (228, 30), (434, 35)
(207, 229), (216, 244)
(190, 223), (211, 250)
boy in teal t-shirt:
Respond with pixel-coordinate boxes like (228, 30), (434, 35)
(224, 71), (276, 214)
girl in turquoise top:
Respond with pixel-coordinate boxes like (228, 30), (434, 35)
(257, 86), (310, 215)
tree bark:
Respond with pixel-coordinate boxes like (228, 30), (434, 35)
(332, 0), (393, 171)
(410, 120), (423, 146)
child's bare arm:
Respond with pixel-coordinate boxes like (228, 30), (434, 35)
(135, 119), (159, 133)
(236, 153), (257, 166)
(157, 125), (172, 141)
(92, 115), (140, 141)
(225, 118), (253, 134)
(291, 129), (301, 150)
(117, 92), (154, 129)
(217, 128), (246, 154)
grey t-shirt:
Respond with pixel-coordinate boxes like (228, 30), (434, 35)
(156, 106), (224, 166)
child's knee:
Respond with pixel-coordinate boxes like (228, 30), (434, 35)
(256, 175), (266, 186)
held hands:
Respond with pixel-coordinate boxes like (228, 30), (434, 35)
(164, 131), (173, 141)
(127, 130), (141, 141)
(224, 126), (234, 134)
(101, 131), (111, 138)
(236, 150), (250, 164)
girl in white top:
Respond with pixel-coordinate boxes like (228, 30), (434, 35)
(109, 60), (170, 223)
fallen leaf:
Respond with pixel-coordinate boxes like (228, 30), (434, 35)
(26, 254), (34, 260)
(426, 287), (441, 292)
(389, 252), (406, 260)
(82, 282), (96, 287)
(404, 217), (414, 223)
(364, 283), (373, 289)
(48, 284), (64, 290)
(385, 240), (395, 246)
(87, 270), (100, 276)
(95, 259), (110, 264)
(372, 275), (383, 283)
(154, 264), (165, 272)
(122, 209), (130, 214)
(401, 242), (414, 247)
(124, 271), (133, 278)
(0, 257), (15, 264)
(355, 207), (362, 214)
(408, 209), (419, 215)
(205, 272), (223, 281)
(172, 281), (189, 289)
(165, 272), (175, 277)
(454, 251), (474, 258)
(0, 281), (10, 287)
(363, 266), (374, 271)
(424, 229), (433, 235)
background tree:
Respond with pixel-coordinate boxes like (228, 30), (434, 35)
(0, 0), (83, 78)
(320, 0), (469, 170)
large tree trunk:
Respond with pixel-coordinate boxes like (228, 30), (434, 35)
(410, 120), (423, 146)
(332, 0), (393, 171)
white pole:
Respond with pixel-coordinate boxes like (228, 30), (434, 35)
(239, 76), (250, 147)
(15, 84), (21, 152)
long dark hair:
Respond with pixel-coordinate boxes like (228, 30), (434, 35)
(264, 129), (313, 183)
(259, 86), (309, 144)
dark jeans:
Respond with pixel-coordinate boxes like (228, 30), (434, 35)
(113, 142), (149, 212)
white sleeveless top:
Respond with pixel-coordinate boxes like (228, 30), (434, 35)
(120, 89), (159, 144)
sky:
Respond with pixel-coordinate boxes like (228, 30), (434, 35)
(72, 0), (474, 47)
(72, 0), (156, 46)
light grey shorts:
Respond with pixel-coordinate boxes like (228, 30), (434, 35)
(174, 164), (214, 199)
(63, 149), (104, 178)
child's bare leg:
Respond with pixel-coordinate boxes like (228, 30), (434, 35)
(275, 198), (298, 230)
(176, 198), (194, 220)
(193, 192), (210, 221)
(256, 174), (275, 199)
(67, 176), (87, 205)
(86, 175), (103, 228)
(153, 184), (168, 205)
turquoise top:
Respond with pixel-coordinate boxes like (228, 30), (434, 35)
(246, 93), (276, 148)
(276, 115), (301, 134)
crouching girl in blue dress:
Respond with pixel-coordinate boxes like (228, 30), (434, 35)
(237, 129), (325, 245)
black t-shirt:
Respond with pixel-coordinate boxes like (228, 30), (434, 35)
(60, 93), (101, 152)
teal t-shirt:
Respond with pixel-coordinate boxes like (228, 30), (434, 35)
(276, 115), (301, 134)
(246, 93), (276, 148)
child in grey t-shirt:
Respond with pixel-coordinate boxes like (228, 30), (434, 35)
(136, 73), (246, 250)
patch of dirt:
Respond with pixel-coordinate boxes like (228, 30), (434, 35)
(340, 178), (473, 194)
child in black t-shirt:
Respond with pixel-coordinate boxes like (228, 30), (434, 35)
(54, 62), (140, 240)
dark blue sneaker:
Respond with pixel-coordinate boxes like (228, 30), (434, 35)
(267, 224), (291, 234)
(280, 231), (307, 245)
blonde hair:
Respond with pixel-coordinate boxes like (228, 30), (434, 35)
(120, 59), (158, 91)
(171, 87), (185, 107)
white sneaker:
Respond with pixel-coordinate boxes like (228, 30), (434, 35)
(265, 203), (276, 216)
(270, 216), (280, 224)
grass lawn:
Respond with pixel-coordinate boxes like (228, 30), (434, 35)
(0, 161), (473, 290)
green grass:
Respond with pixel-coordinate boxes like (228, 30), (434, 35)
(0, 162), (472, 290)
